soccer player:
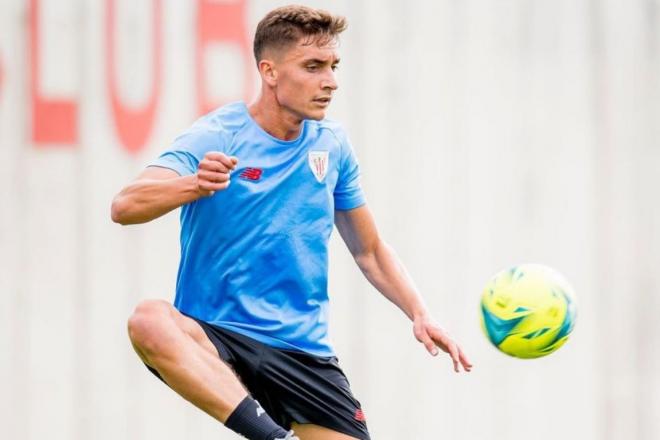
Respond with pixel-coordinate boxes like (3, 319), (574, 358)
(111, 5), (472, 440)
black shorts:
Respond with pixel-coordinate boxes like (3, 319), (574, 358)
(147, 317), (370, 439)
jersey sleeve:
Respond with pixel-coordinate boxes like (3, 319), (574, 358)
(333, 128), (366, 211)
(148, 125), (226, 176)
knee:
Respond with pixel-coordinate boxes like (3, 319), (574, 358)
(127, 300), (172, 355)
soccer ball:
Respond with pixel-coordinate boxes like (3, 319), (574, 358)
(480, 264), (577, 359)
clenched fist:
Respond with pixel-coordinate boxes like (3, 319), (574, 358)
(196, 152), (238, 197)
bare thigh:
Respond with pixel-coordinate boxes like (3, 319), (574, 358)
(128, 299), (247, 422)
(165, 303), (219, 357)
(129, 299), (219, 364)
(291, 422), (362, 440)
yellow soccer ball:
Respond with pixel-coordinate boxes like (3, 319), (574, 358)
(480, 264), (577, 359)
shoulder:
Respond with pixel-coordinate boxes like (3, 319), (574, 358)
(182, 102), (251, 146)
(306, 118), (349, 146)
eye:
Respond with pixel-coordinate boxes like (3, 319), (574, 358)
(306, 64), (318, 72)
(331, 64), (339, 71)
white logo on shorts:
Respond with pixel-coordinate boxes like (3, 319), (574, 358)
(255, 400), (265, 417)
(308, 151), (329, 182)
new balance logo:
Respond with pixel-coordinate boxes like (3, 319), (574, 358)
(354, 408), (366, 422)
(239, 167), (263, 181)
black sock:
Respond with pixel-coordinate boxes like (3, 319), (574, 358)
(225, 396), (291, 440)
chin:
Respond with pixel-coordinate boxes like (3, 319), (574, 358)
(307, 112), (326, 121)
(305, 108), (327, 121)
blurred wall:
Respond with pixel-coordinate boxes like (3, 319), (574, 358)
(1, 0), (659, 439)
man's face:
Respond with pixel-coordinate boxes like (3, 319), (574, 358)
(268, 37), (340, 121)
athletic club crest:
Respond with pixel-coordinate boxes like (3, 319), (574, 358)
(308, 150), (329, 182)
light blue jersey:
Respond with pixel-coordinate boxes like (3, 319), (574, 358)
(149, 102), (365, 357)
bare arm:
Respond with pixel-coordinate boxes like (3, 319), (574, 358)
(111, 152), (237, 225)
(335, 205), (472, 372)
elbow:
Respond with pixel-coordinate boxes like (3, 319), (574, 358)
(354, 244), (379, 273)
(354, 252), (373, 272)
(354, 239), (387, 272)
(111, 196), (129, 225)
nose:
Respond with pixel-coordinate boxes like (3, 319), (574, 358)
(321, 69), (338, 92)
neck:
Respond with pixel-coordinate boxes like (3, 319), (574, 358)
(248, 94), (303, 141)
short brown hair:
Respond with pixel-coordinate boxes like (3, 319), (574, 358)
(253, 5), (347, 62)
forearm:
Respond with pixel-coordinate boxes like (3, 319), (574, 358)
(111, 174), (201, 225)
(355, 240), (429, 321)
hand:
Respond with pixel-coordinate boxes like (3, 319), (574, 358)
(413, 315), (473, 372)
(196, 152), (238, 197)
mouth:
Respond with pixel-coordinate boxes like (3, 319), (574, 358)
(313, 96), (332, 107)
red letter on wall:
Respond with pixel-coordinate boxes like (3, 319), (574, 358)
(106, 0), (162, 154)
(196, 0), (253, 115)
(29, 0), (78, 146)
(0, 55), (4, 100)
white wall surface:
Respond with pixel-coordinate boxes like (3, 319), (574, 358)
(1, 1), (659, 439)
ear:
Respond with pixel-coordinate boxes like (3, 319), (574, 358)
(258, 59), (278, 87)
